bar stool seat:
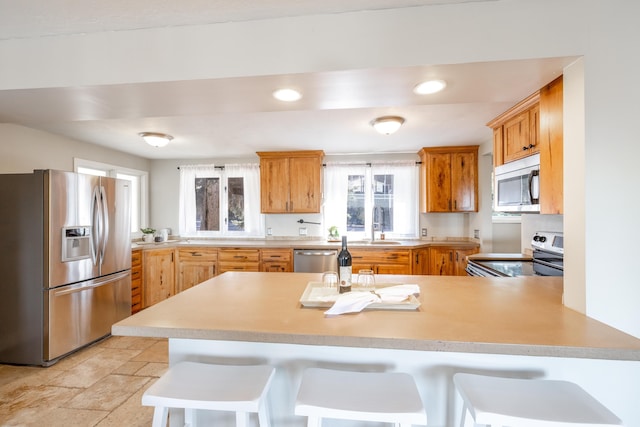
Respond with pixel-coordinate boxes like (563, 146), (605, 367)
(142, 361), (275, 427)
(295, 367), (427, 427)
(453, 373), (623, 427)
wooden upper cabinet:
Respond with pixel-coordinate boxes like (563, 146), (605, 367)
(539, 76), (563, 214)
(418, 146), (478, 213)
(257, 150), (324, 213)
(488, 92), (540, 166)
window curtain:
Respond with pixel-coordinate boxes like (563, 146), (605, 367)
(324, 161), (419, 239)
(178, 164), (221, 237)
(323, 163), (367, 237)
(224, 163), (265, 237)
(371, 161), (419, 238)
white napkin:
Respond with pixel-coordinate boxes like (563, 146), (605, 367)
(324, 291), (379, 316)
(374, 284), (420, 303)
(324, 284), (420, 316)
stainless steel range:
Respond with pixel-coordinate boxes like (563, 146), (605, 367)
(466, 231), (563, 277)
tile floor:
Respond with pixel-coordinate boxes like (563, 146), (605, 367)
(0, 336), (168, 426)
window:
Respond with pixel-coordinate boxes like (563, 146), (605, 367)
(179, 163), (264, 237)
(324, 161), (418, 239)
(74, 158), (148, 235)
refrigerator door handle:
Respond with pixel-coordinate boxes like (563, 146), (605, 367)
(51, 271), (130, 297)
(91, 186), (101, 265)
(99, 185), (109, 265)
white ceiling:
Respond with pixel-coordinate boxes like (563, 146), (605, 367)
(0, 0), (576, 160)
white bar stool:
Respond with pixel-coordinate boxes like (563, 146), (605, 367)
(294, 367), (428, 427)
(142, 361), (275, 427)
(453, 373), (623, 427)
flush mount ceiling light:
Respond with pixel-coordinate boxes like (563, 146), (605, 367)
(272, 88), (302, 102)
(413, 79), (447, 95)
(371, 116), (405, 135)
(139, 132), (173, 148)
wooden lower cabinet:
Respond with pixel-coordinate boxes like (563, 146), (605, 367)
(261, 248), (292, 272)
(411, 248), (430, 275)
(143, 248), (176, 308)
(219, 248), (260, 273)
(350, 249), (411, 275)
(429, 246), (479, 276)
(131, 249), (143, 314)
(177, 248), (218, 293)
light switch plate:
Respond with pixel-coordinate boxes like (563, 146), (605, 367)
(299, 227), (307, 236)
(421, 228), (427, 237)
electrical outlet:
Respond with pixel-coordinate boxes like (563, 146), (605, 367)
(421, 228), (427, 237)
(474, 229), (480, 239)
(299, 227), (307, 236)
(267, 228), (272, 236)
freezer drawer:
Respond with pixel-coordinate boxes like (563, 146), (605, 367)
(46, 270), (131, 362)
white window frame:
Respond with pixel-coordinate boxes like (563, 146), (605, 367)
(323, 161), (419, 240)
(73, 158), (149, 236)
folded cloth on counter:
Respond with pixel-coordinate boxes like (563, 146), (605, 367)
(324, 284), (420, 316)
(374, 284), (420, 303)
(324, 291), (379, 316)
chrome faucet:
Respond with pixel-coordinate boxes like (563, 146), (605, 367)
(371, 206), (380, 242)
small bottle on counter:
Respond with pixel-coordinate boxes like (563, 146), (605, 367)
(337, 236), (352, 293)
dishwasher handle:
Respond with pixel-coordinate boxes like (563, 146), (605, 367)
(294, 250), (338, 257)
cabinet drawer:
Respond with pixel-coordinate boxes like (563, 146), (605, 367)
(350, 249), (410, 264)
(261, 249), (292, 262)
(177, 248), (218, 261)
(219, 262), (261, 272)
(132, 249), (142, 265)
(131, 267), (142, 281)
(219, 249), (260, 262)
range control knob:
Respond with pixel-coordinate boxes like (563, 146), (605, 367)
(533, 235), (547, 243)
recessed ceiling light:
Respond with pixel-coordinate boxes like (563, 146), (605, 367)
(413, 79), (447, 95)
(273, 88), (302, 102)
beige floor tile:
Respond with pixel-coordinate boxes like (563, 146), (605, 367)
(99, 336), (160, 351)
(134, 362), (168, 378)
(94, 386), (154, 427)
(112, 360), (148, 376)
(48, 357), (126, 388)
(65, 374), (150, 411)
(131, 340), (168, 363)
(0, 384), (80, 415)
(0, 406), (109, 427)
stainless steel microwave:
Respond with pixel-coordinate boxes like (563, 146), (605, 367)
(494, 153), (540, 212)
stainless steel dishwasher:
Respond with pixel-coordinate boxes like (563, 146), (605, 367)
(293, 249), (338, 273)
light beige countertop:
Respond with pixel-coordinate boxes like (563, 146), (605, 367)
(132, 238), (480, 250)
(112, 272), (640, 361)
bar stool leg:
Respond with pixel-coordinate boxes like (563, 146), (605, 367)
(151, 406), (168, 427)
(257, 400), (271, 427)
(306, 416), (321, 427)
(184, 408), (195, 427)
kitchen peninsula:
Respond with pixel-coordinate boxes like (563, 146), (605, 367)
(112, 272), (640, 426)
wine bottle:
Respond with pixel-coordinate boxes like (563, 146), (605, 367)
(337, 236), (352, 293)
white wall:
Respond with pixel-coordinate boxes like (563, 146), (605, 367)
(1, 0), (640, 337)
(0, 124), (149, 173)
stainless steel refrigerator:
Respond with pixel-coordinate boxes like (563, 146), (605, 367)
(0, 170), (132, 366)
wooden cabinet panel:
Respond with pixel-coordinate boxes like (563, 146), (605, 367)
(429, 246), (479, 276)
(488, 92), (540, 166)
(219, 248), (260, 273)
(143, 248), (175, 308)
(177, 248), (218, 293)
(131, 249), (143, 314)
(350, 249), (411, 275)
(257, 151), (323, 213)
(412, 248), (430, 275)
(418, 146), (478, 213)
(261, 248), (292, 272)
(539, 76), (563, 214)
